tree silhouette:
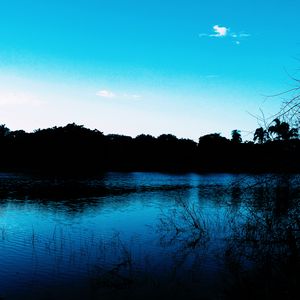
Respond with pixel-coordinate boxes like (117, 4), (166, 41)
(0, 124), (10, 138)
(231, 129), (242, 144)
(0, 122), (300, 173)
(253, 127), (269, 144)
(198, 133), (229, 146)
(268, 118), (298, 140)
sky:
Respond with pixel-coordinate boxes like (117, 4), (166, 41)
(0, 0), (300, 141)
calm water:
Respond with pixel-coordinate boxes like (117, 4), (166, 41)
(0, 172), (299, 299)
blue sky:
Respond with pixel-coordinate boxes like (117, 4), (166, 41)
(0, 0), (299, 140)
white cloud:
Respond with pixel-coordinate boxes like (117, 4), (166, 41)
(199, 25), (230, 38)
(199, 25), (250, 44)
(96, 90), (115, 98)
(210, 25), (229, 37)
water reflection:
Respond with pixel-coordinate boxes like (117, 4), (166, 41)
(221, 176), (300, 299)
(0, 172), (299, 299)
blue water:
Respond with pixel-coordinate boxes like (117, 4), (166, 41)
(0, 172), (296, 299)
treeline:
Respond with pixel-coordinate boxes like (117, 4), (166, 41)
(1, 120), (300, 174)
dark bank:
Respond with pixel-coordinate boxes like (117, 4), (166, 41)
(0, 120), (300, 175)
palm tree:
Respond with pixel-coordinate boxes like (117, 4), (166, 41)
(268, 118), (282, 140)
(268, 118), (298, 140)
(253, 127), (269, 144)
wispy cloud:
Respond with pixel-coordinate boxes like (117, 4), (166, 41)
(199, 25), (251, 44)
(122, 93), (141, 99)
(96, 90), (116, 98)
(96, 89), (141, 100)
(239, 33), (251, 37)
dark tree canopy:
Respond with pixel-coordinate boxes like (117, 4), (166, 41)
(254, 127), (269, 144)
(198, 133), (230, 146)
(0, 122), (300, 174)
(0, 124), (10, 138)
(268, 118), (298, 140)
(231, 130), (242, 144)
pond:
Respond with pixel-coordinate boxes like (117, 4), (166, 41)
(0, 172), (299, 299)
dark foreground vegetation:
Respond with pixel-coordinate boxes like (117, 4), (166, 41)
(0, 119), (300, 174)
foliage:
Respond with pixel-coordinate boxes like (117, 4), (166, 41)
(231, 129), (242, 143)
(253, 127), (269, 144)
(268, 118), (298, 140)
(0, 122), (300, 173)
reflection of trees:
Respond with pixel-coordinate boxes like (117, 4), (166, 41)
(0, 174), (193, 215)
(222, 176), (300, 299)
(156, 177), (300, 299)
(159, 194), (209, 247)
(87, 177), (300, 299)
(2, 173), (300, 299)
(157, 193), (211, 290)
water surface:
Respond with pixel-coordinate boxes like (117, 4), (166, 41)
(0, 172), (299, 299)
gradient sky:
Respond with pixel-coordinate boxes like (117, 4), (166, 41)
(0, 0), (300, 140)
